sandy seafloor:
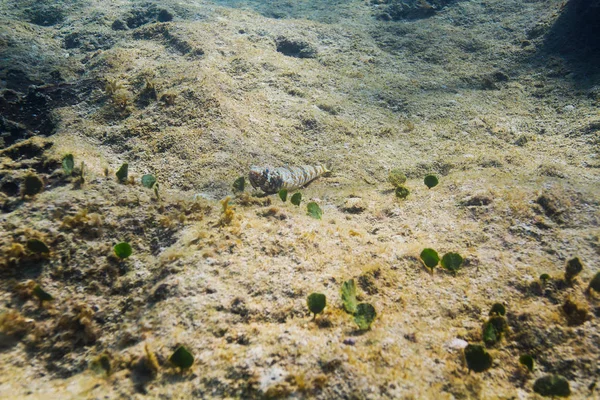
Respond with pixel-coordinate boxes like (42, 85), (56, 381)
(0, 0), (599, 398)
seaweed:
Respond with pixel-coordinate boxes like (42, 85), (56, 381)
(354, 303), (376, 330)
(464, 344), (492, 373)
(170, 345), (194, 370)
(307, 293), (326, 319)
(423, 174), (439, 189)
(420, 248), (439, 272)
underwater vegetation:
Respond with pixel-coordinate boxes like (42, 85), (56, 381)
(219, 197), (235, 226)
(341, 279), (376, 330)
(32, 284), (53, 303)
(440, 252), (463, 274)
(341, 279), (358, 314)
(278, 188), (288, 202)
(419, 248), (464, 274)
(307, 293), (326, 319)
(387, 169), (406, 188)
(306, 202), (322, 219)
(533, 374), (571, 397)
(1, 0), (598, 396)
(113, 242), (132, 259)
(482, 304), (508, 347)
(0, 142), (596, 398)
(26, 239), (49, 255)
(589, 272), (600, 294)
(388, 168), (410, 199)
(423, 174), (439, 189)
(62, 154), (74, 175)
(464, 344), (492, 373)
(116, 163), (129, 183)
(395, 186), (410, 199)
(291, 192), (302, 206)
(564, 257), (582, 284)
(169, 346), (194, 370)
(353, 304), (377, 331)
(419, 248), (439, 272)
(21, 174), (43, 198)
(141, 174), (157, 189)
(519, 354), (534, 373)
(232, 176), (245, 193)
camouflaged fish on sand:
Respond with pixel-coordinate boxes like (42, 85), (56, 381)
(249, 165), (329, 194)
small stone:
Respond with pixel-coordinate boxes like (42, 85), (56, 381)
(514, 135), (529, 146)
(460, 195), (492, 207)
(22, 174), (43, 196)
(343, 338), (355, 346)
(341, 197), (365, 214)
(157, 9), (174, 22)
(444, 338), (468, 350)
(111, 19), (128, 31)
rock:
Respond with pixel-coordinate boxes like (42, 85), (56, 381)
(444, 338), (468, 350)
(372, 0), (457, 21)
(341, 197), (365, 214)
(460, 195), (492, 207)
(111, 19), (128, 31)
(562, 299), (589, 326)
(259, 366), (288, 393)
(157, 9), (174, 22)
(546, 0), (600, 54)
(275, 36), (317, 58)
(25, 5), (65, 26)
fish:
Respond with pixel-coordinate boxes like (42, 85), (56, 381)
(248, 165), (329, 194)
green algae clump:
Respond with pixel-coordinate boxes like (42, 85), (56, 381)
(141, 174), (157, 189)
(113, 242), (132, 259)
(564, 257), (583, 283)
(62, 154), (75, 176)
(420, 248), (439, 271)
(354, 303), (376, 330)
(232, 176), (245, 193)
(482, 315), (507, 347)
(395, 186), (410, 199)
(388, 169), (406, 188)
(307, 293), (326, 318)
(278, 188), (288, 202)
(90, 353), (112, 376)
(32, 284), (53, 302)
(489, 303), (506, 316)
(533, 374), (570, 397)
(588, 272), (600, 294)
(341, 279), (358, 314)
(116, 163), (128, 183)
(464, 344), (492, 372)
(307, 202), (322, 219)
(519, 354), (534, 372)
(440, 252), (463, 273)
(170, 346), (194, 370)
(26, 239), (49, 254)
(291, 192), (302, 206)
(424, 174), (439, 189)
(22, 174), (43, 197)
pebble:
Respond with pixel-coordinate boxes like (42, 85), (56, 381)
(444, 338), (468, 351)
(341, 197), (365, 214)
